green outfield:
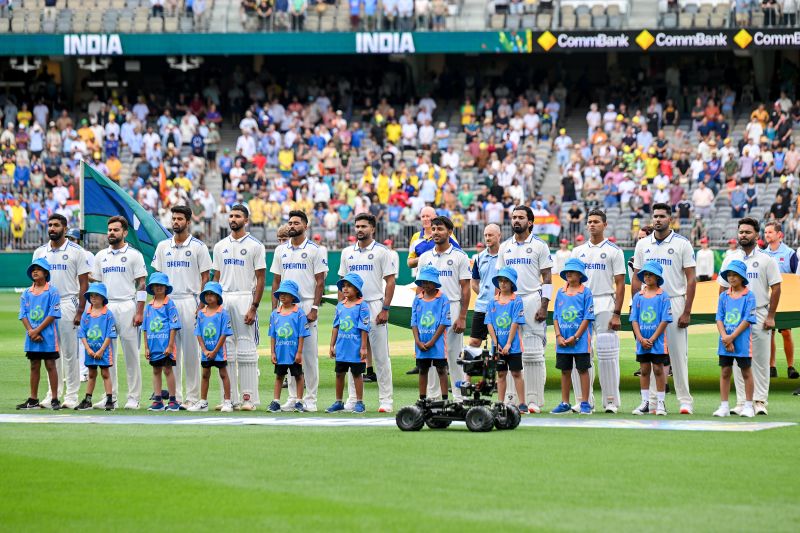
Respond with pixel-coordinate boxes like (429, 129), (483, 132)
(1, 293), (798, 532)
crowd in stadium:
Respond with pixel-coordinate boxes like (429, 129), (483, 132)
(2, 68), (800, 253)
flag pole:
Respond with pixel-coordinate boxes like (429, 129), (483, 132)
(79, 159), (85, 235)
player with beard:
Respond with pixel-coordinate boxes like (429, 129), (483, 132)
(270, 210), (328, 412)
(33, 214), (91, 409)
(718, 218), (782, 415)
(151, 205), (212, 408)
(496, 206), (553, 413)
(212, 205), (266, 410)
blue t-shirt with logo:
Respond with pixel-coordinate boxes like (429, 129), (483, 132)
(78, 307), (117, 366)
(411, 291), (451, 359)
(716, 289), (758, 358)
(554, 286), (595, 354)
(19, 283), (61, 353)
(484, 295), (526, 353)
(194, 307), (234, 362)
(630, 289), (673, 355)
(142, 298), (181, 361)
(268, 306), (310, 365)
(333, 300), (371, 363)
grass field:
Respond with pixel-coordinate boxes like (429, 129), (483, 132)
(1, 293), (799, 532)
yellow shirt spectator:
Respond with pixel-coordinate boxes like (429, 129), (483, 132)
(376, 172), (391, 204)
(278, 148), (295, 172)
(644, 156), (660, 180)
(386, 122), (402, 144)
(248, 196), (266, 225)
(173, 175), (192, 191)
(106, 156), (122, 182)
(16, 110), (32, 128)
(265, 200), (282, 227)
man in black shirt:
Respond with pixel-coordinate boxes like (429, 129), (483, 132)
(561, 175), (577, 202)
(675, 193), (693, 222)
(777, 180), (792, 209)
(770, 194), (789, 224)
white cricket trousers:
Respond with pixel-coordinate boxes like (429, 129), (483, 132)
(48, 296), (80, 404)
(287, 298), (320, 406)
(222, 292), (260, 405)
(348, 299), (393, 407)
(734, 307), (771, 405)
(649, 296), (693, 408)
(426, 301), (466, 402)
(107, 299), (142, 404)
(171, 295), (201, 404)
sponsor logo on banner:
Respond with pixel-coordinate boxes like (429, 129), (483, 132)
(63, 34), (123, 56)
(356, 32), (416, 54)
(538, 30), (629, 51)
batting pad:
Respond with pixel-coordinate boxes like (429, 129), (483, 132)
(596, 333), (621, 408)
(522, 336), (546, 408)
(571, 366), (595, 406)
(237, 337), (259, 405)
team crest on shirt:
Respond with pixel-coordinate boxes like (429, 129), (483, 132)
(62, 254), (68, 260)
(668, 248), (674, 254)
(447, 259), (453, 266)
(527, 248), (532, 254)
(121, 257), (127, 263)
(186, 251), (192, 257)
(753, 262), (759, 267)
(240, 249), (247, 256)
(368, 254), (374, 260)
(600, 253), (607, 259)
(302, 252), (308, 259)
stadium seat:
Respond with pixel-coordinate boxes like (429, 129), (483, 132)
(607, 5), (620, 17)
(179, 16), (194, 32)
(149, 16), (163, 33)
(699, 3), (713, 14)
(683, 3), (699, 14)
(592, 14), (608, 28)
(751, 11), (764, 25)
(118, 18), (132, 32)
(561, 13), (576, 28)
(87, 19), (102, 32)
(489, 13), (505, 29)
(607, 14), (622, 28)
(133, 18), (147, 32)
(522, 13), (537, 27)
(524, 0), (538, 13)
(714, 3), (731, 16)
(507, 14), (521, 29)
(537, 12), (551, 29)
(678, 12), (693, 28)
(111, 0), (125, 8)
(164, 16), (178, 32)
(574, 5), (589, 16)
(694, 13), (709, 27)
(577, 13), (591, 28)
(662, 12), (678, 28)
(709, 14), (725, 27)
(590, 5), (605, 17)
(320, 14), (336, 32)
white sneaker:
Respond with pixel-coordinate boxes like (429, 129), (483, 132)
(214, 403), (223, 411)
(240, 400), (256, 411)
(632, 400), (649, 415)
(40, 397), (53, 408)
(378, 404), (393, 413)
(281, 398), (297, 412)
(303, 402), (318, 412)
(62, 400), (77, 410)
(124, 400), (139, 410)
(604, 403), (618, 414)
(754, 401), (768, 416)
(730, 404), (743, 416)
(343, 401), (356, 412)
(182, 400), (195, 409)
(220, 400), (233, 413)
(740, 405), (756, 418)
(188, 400), (208, 412)
(570, 404), (580, 414)
(656, 401), (667, 416)
(94, 398), (115, 409)
(712, 406), (730, 417)
(527, 404), (541, 414)
(679, 404), (693, 415)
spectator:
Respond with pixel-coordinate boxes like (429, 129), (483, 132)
(692, 181), (715, 218)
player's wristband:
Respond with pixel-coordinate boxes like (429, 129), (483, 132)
(382, 305), (391, 311)
(311, 305), (319, 310)
(136, 291), (147, 302)
(251, 302), (260, 309)
(613, 310), (621, 316)
(541, 284), (553, 301)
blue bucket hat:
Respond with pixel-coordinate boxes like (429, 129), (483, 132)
(492, 266), (518, 292)
(275, 280), (301, 303)
(337, 273), (364, 297)
(637, 260), (664, 287)
(415, 265), (441, 288)
(146, 272), (173, 295)
(66, 228), (81, 241)
(560, 258), (588, 283)
(721, 260), (749, 286)
(199, 281), (224, 305)
(84, 282), (109, 306)
(27, 257), (51, 282)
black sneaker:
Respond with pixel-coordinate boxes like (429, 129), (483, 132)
(75, 398), (93, 411)
(405, 367), (419, 375)
(770, 367), (778, 378)
(50, 399), (62, 410)
(104, 398), (115, 411)
(363, 372), (378, 383)
(788, 367), (799, 379)
(793, 387), (800, 396)
(633, 369), (641, 377)
(16, 398), (40, 410)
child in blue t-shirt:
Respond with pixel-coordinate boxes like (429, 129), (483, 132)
(630, 260), (673, 416)
(552, 258), (595, 415)
(326, 273), (370, 414)
(268, 280), (310, 413)
(17, 258), (62, 410)
(142, 272), (181, 412)
(485, 266), (527, 413)
(191, 282), (234, 413)
(714, 260), (758, 418)
(411, 266), (451, 402)
(75, 282), (117, 411)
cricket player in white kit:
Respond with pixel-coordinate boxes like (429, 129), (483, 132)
(151, 205), (212, 407)
(67, 228), (94, 382)
(718, 217), (781, 416)
(34, 214), (90, 409)
(212, 205), (266, 410)
(339, 213), (397, 411)
(419, 216), (472, 402)
(270, 210), (328, 412)
(570, 209), (626, 413)
(632, 203), (697, 414)
(496, 206), (552, 413)
(91, 216), (147, 409)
